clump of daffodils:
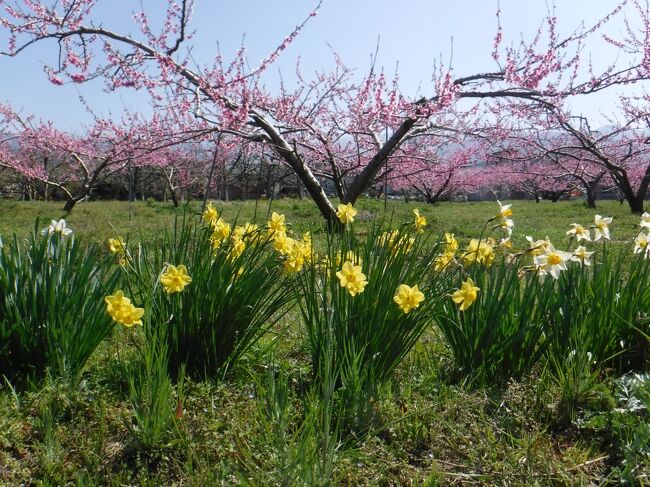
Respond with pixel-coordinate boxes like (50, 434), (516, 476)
(105, 290), (144, 327)
(160, 264), (193, 294)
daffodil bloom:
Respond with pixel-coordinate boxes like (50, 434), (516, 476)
(641, 212), (650, 229)
(413, 209), (427, 233)
(526, 236), (553, 256)
(499, 217), (514, 236)
(498, 237), (512, 249)
(497, 201), (513, 219)
(394, 284), (425, 314)
(229, 236), (246, 260)
(272, 232), (295, 255)
(433, 251), (455, 272)
(336, 261), (368, 296)
(160, 264), (193, 294)
(202, 202), (218, 226)
(267, 212), (287, 236)
(593, 215), (613, 241)
(104, 291), (144, 327)
(566, 223), (591, 242)
(451, 278), (480, 311)
(283, 245), (306, 274)
(234, 222), (260, 243)
(534, 249), (572, 279)
(444, 233), (458, 253)
(571, 246), (594, 266)
(118, 304), (145, 327)
(104, 290), (132, 318)
(108, 236), (126, 255)
(634, 232), (650, 257)
(462, 238), (495, 267)
(41, 218), (73, 237)
(210, 219), (231, 248)
(336, 203), (357, 224)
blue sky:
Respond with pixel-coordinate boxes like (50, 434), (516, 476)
(0, 1), (639, 130)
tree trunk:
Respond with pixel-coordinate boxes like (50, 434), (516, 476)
(585, 187), (596, 209)
(628, 196), (644, 214)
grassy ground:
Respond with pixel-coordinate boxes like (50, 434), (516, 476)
(0, 198), (648, 486)
(0, 197), (643, 246)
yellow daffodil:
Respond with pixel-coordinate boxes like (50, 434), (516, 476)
(593, 215), (613, 241)
(433, 251), (455, 272)
(160, 264), (192, 294)
(394, 284), (425, 314)
(234, 222), (260, 243)
(336, 203), (357, 224)
(462, 238), (494, 268)
(118, 304), (145, 327)
(229, 236), (246, 260)
(336, 261), (368, 296)
(104, 290), (143, 327)
(444, 233), (458, 253)
(272, 231), (295, 255)
(210, 218), (231, 248)
(413, 209), (427, 233)
(571, 245), (594, 266)
(379, 230), (414, 255)
(104, 290), (132, 318)
(267, 212), (287, 236)
(566, 223), (591, 242)
(202, 202), (218, 226)
(108, 236), (126, 255)
(534, 249), (572, 279)
(451, 278), (480, 311)
(283, 244), (306, 274)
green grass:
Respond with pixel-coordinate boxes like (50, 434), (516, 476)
(0, 198), (648, 485)
(0, 197), (642, 246)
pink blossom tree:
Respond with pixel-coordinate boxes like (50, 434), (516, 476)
(2, 1), (649, 223)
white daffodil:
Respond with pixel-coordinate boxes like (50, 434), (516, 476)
(571, 245), (594, 266)
(534, 248), (573, 279)
(497, 200), (513, 219)
(641, 212), (650, 229)
(593, 215), (613, 241)
(499, 217), (514, 236)
(634, 232), (650, 257)
(566, 223), (591, 242)
(41, 218), (73, 237)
